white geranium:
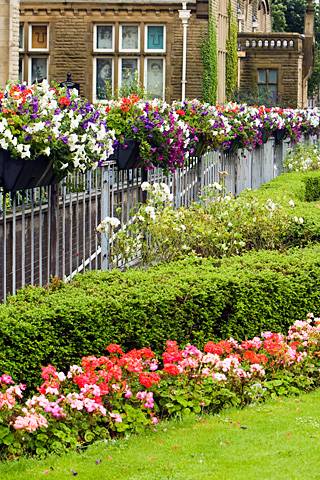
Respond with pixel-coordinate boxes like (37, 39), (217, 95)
(97, 216), (121, 233)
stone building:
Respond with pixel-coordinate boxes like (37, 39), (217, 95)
(0, 0), (315, 107)
(18, 0), (209, 102)
(237, 0), (314, 108)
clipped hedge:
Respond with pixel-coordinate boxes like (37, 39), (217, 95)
(1, 245), (320, 388)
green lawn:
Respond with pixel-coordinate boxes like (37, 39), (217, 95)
(1, 391), (320, 480)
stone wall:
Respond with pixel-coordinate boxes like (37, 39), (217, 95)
(0, 0), (19, 86)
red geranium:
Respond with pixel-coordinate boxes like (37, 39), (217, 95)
(139, 372), (161, 388)
(164, 364), (181, 376)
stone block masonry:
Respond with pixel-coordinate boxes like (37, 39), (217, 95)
(0, 0), (19, 86)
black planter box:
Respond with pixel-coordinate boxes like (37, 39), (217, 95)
(116, 140), (141, 170)
(274, 129), (287, 144)
(0, 149), (58, 192)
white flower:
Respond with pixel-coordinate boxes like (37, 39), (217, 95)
(288, 199), (295, 208)
(212, 182), (223, 191)
(42, 146), (51, 156)
(97, 216), (121, 232)
(265, 199), (276, 211)
(141, 181), (151, 192)
(57, 372), (66, 382)
(0, 138), (8, 149)
(145, 206), (156, 220)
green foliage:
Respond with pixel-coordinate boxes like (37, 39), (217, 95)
(2, 244), (320, 389)
(304, 176), (320, 201)
(110, 171), (320, 266)
(283, 142), (320, 172)
(1, 391), (320, 479)
(201, 6), (217, 103)
(225, 1), (238, 101)
(271, 0), (306, 34)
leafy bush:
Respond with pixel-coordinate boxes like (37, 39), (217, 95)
(2, 245), (320, 389)
(284, 142), (320, 173)
(107, 173), (320, 266)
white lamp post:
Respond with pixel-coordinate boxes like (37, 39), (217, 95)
(178, 1), (191, 101)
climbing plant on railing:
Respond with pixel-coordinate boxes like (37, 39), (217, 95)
(226, 0), (238, 100)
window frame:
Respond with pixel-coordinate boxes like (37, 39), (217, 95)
(28, 56), (48, 84)
(19, 23), (25, 52)
(119, 24), (140, 53)
(144, 25), (166, 53)
(28, 24), (49, 52)
(93, 24), (115, 53)
(257, 68), (278, 101)
(18, 57), (24, 83)
(144, 57), (166, 100)
(93, 56), (114, 103)
(118, 56), (140, 90)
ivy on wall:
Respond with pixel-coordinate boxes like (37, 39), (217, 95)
(225, 0), (238, 100)
(201, 3), (217, 103)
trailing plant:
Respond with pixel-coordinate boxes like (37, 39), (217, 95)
(226, 1), (238, 100)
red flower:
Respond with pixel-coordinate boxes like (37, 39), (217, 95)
(139, 372), (161, 388)
(105, 105), (111, 113)
(164, 364), (181, 376)
(176, 109), (186, 116)
(204, 340), (232, 355)
(59, 96), (71, 107)
(243, 351), (268, 365)
(106, 344), (124, 355)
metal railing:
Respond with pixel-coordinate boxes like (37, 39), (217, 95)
(0, 136), (316, 301)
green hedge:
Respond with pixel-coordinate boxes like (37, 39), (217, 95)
(2, 245), (320, 388)
(239, 170), (320, 243)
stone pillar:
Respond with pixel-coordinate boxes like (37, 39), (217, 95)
(0, 0), (19, 87)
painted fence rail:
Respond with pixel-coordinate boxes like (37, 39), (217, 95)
(0, 137), (312, 301)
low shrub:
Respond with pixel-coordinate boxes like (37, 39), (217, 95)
(1, 246), (320, 389)
(0, 315), (319, 459)
(104, 173), (320, 267)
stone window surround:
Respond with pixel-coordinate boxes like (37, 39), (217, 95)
(19, 22), (49, 84)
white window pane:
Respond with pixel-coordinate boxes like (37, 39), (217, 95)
(268, 69), (278, 84)
(120, 58), (138, 88)
(96, 58), (113, 100)
(96, 26), (113, 50)
(146, 59), (164, 98)
(147, 26), (164, 50)
(121, 26), (139, 50)
(31, 58), (47, 83)
(258, 69), (266, 84)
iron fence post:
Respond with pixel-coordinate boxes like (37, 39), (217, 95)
(101, 165), (112, 271)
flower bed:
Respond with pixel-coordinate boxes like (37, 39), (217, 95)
(0, 314), (319, 459)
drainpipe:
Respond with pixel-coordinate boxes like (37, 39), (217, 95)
(178, 2), (191, 101)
